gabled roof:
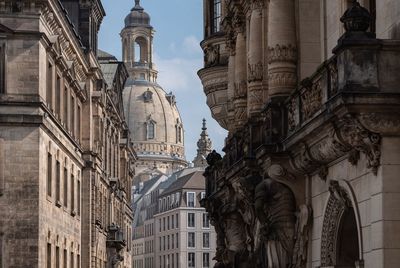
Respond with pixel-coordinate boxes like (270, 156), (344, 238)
(161, 170), (205, 196)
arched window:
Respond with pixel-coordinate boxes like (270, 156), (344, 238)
(133, 36), (148, 63)
(211, 0), (221, 34)
(147, 121), (155, 140)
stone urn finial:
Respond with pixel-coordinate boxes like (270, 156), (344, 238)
(340, 1), (372, 32)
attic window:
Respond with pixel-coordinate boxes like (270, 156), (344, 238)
(143, 89), (153, 102)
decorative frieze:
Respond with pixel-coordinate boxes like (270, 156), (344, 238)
(268, 44), (298, 64)
(248, 62), (263, 82)
(301, 78), (322, 121)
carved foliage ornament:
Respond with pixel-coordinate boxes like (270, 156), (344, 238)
(320, 181), (352, 267)
(338, 115), (381, 175)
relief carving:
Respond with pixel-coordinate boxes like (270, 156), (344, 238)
(268, 44), (297, 64)
(248, 62), (264, 82)
(301, 78), (322, 121)
(337, 115), (381, 175)
(205, 44), (220, 67)
(287, 97), (299, 132)
(268, 72), (297, 89)
(234, 80), (247, 98)
(320, 181), (352, 267)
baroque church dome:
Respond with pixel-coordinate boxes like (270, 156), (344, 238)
(121, 0), (187, 182)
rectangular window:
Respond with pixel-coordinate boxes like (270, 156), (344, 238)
(63, 249), (67, 268)
(172, 214), (175, 229)
(176, 233), (179, 248)
(77, 254), (80, 268)
(47, 153), (52, 197)
(77, 105), (81, 142)
(167, 235), (170, 250)
(203, 253), (210, 268)
(171, 234), (175, 249)
(202, 213), (210, 228)
(188, 232), (195, 248)
(77, 179), (81, 216)
(172, 253), (174, 268)
(56, 246), (60, 268)
(163, 217), (166, 231)
(188, 253), (195, 268)
(63, 86), (68, 126)
(203, 233), (210, 248)
(187, 192), (195, 207)
(167, 216), (170, 230)
(70, 252), (74, 268)
(159, 237), (161, 251)
(159, 218), (161, 232)
(70, 95), (75, 137)
(47, 243), (52, 268)
(63, 167), (68, 207)
(176, 213), (179, 228)
(163, 236), (165, 251)
(176, 253), (179, 268)
(212, 0), (221, 33)
(55, 74), (61, 117)
(0, 41), (5, 94)
(56, 161), (61, 204)
(47, 62), (53, 108)
(71, 174), (75, 214)
(188, 213), (195, 228)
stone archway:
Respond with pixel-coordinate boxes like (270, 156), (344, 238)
(320, 180), (363, 268)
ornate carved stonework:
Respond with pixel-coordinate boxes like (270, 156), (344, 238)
(268, 72), (297, 89)
(301, 78), (323, 121)
(320, 181), (352, 267)
(234, 80), (247, 98)
(204, 44), (220, 67)
(338, 115), (381, 175)
(248, 62), (264, 82)
(268, 44), (298, 64)
(251, 0), (265, 10)
(288, 96), (299, 132)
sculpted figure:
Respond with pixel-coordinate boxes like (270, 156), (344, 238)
(254, 178), (296, 268)
(220, 186), (249, 268)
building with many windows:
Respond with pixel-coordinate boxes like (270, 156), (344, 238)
(199, 0), (400, 267)
(0, 0), (136, 267)
(132, 121), (216, 268)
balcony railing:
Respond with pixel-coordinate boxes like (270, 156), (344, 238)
(106, 225), (126, 250)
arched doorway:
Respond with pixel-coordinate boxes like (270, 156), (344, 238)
(336, 208), (360, 267)
(320, 181), (363, 268)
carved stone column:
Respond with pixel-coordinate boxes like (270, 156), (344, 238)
(248, 0), (265, 118)
(267, 0), (297, 98)
(233, 13), (248, 129)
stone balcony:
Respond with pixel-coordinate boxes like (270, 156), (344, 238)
(198, 33), (230, 130)
(106, 224), (126, 250)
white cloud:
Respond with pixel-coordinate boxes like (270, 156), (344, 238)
(182, 35), (202, 55)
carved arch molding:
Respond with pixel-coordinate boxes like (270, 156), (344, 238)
(320, 180), (362, 268)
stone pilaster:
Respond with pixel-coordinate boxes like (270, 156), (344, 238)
(267, 0), (297, 98)
(247, 0), (266, 118)
(233, 12), (247, 129)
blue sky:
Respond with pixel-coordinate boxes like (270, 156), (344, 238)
(98, 0), (227, 161)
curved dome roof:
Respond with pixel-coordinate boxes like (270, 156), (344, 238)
(124, 1), (151, 28)
(123, 79), (185, 162)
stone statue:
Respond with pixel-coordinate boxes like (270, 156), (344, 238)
(254, 178), (296, 268)
(220, 185), (249, 268)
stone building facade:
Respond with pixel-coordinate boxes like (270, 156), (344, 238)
(0, 0), (136, 267)
(199, 0), (400, 267)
